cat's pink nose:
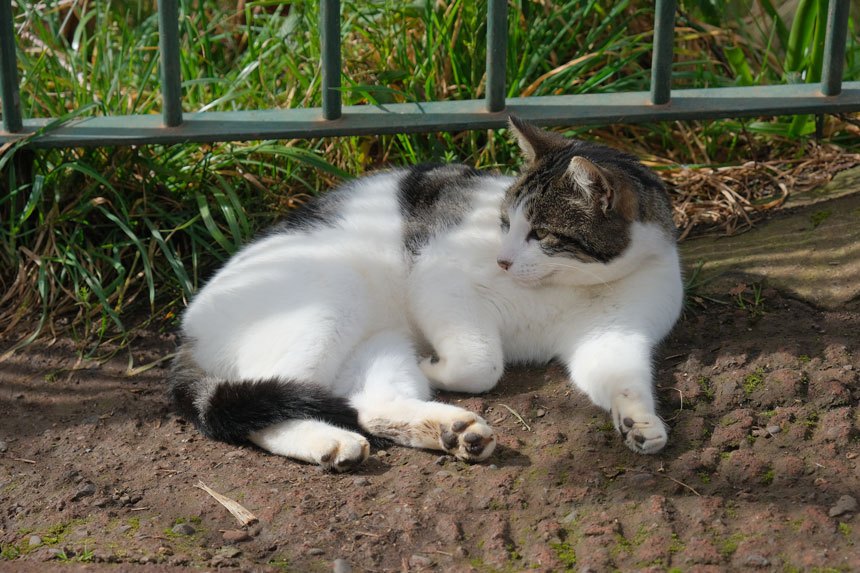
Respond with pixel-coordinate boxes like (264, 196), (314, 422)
(497, 258), (512, 271)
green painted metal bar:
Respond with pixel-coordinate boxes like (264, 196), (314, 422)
(821, 0), (850, 96)
(320, 0), (342, 120)
(650, 0), (676, 105)
(486, 0), (508, 112)
(6, 83), (860, 148)
(0, 0), (23, 133)
(158, 0), (183, 127)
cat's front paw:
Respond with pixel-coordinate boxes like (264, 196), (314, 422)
(438, 414), (496, 462)
(315, 432), (370, 472)
(612, 410), (667, 454)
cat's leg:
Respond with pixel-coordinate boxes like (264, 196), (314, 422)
(344, 330), (496, 461)
(249, 419), (369, 472)
(565, 331), (667, 454)
(409, 269), (504, 394)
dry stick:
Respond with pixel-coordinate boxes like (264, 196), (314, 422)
(626, 468), (701, 497)
(497, 404), (531, 431)
(195, 481), (258, 527)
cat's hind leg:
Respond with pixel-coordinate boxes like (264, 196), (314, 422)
(343, 330), (496, 461)
(249, 420), (369, 472)
(565, 331), (667, 454)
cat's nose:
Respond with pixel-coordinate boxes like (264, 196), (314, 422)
(497, 258), (512, 271)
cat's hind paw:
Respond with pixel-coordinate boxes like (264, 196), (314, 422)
(437, 414), (496, 462)
(316, 431), (371, 472)
(613, 410), (667, 454)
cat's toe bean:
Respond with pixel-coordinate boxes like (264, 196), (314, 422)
(441, 430), (459, 450)
(441, 416), (495, 462)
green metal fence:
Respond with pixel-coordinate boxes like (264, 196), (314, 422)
(0, 0), (857, 148)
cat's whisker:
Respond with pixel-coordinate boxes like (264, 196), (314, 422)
(540, 262), (615, 290)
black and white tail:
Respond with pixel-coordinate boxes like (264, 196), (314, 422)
(167, 345), (363, 446)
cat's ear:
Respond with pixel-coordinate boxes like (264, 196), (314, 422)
(568, 156), (636, 220)
(508, 115), (568, 162)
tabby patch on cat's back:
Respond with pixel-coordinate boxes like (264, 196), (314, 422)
(167, 117), (683, 471)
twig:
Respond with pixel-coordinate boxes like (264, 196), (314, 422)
(12, 457), (36, 464)
(497, 404), (531, 431)
(195, 481), (258, 526)
(626, 468), (701, 496)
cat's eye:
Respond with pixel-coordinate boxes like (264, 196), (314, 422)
(528, 228), (551, 241)
(500, 215), (510, 232)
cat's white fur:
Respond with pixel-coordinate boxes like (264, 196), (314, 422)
(181, 165), (683, 467)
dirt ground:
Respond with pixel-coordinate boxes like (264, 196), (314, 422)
(1, 274), (859, 571)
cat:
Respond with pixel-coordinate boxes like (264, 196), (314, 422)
(168, 117), (683, 471)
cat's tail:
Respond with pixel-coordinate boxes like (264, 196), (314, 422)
(167, 345), (364, 445)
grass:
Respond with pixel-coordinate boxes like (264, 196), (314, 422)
(2, 0), (860, 353)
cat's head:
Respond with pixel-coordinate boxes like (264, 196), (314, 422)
(498, 116), (672, 286)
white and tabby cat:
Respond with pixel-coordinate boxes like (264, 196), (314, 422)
(168, 117), (683, 470)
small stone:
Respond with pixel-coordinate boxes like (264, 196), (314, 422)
(171, 522), (196, 536)
(829, 494), (858, 517)
(221, 529), (250, 543)
(376, 450), (389, 457)
(71, 482), (97, 501)
(744, 554), (771, 567)
(216, 546), (242, 559)
(0, 440), (7, 452)
(559, 509), (578, 524)
(308, 547), (324, 556)
(333, 558), (352, 573)
(409, 554), (434, 567)
(435, 470), (452, 479)
(117, 525), (133, 535)
(766, 425), (782, 435)
(28, 535), (42, 547)
(353, 477), (370, 487)
(536, 408), (547, 417)
(488, 464), (499, 470)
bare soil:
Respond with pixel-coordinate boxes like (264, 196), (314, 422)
(1, 286), (859, 572)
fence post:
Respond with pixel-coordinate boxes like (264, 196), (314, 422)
(486, 0), (507, 113)
(320, 0), (342, 120)
(0, 0), (23, 133)
(821, 0), (849, 96)
(158, 0), (183, 127)
(650, 0), (675, 105)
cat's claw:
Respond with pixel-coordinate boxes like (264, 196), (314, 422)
(317, 433), (370, 472)
(438, 415), (496, 462)
(612, 409), (667, 454)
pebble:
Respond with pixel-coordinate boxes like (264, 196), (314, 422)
(376, 450), (389, 457)
(117, 525), (133, 535)
(216, 546), (242, 559)
(0, 440), (7, 452)
(488, 464), (499, 470)
(536, 408), (547, 417)
(221, 529), (250, 543)
(435, 470), (453, 479)
(766, 425), (782, 435)
(171, 522), (196, 536)
(559, 509), (579, 524)
(353, 477), (370, 487)
(308, 547), (324, 556)
(72, 482), (97, 501)
(28, 535), (42, 547)
(409, 554), (434, 567)
(744, 554), (771, 567)
(829, 494), (858, 517)
(333, 558), (352, 573)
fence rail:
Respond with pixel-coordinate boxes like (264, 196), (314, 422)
(0, 0), (857, 149)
